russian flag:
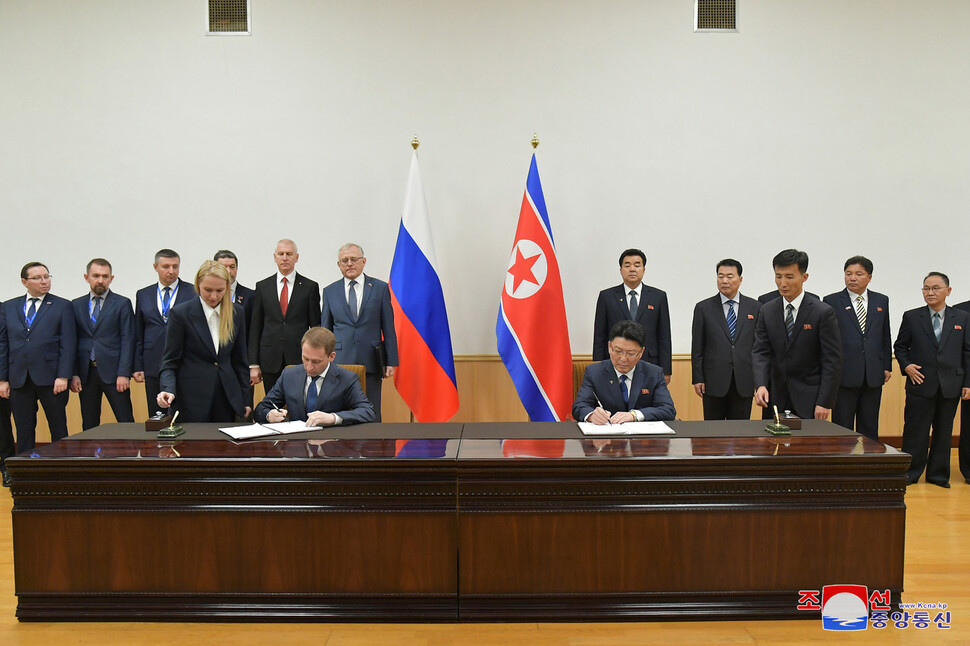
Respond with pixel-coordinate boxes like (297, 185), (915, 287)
(496, 154), (573, 421)
(389, 150), (459, 422)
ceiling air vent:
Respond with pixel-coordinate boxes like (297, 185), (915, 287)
(208, 0), (250, 35)
(695, 0), (737, 32)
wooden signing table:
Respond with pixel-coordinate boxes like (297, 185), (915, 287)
(6, 421), (909, 622)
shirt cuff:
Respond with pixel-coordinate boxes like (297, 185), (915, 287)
(631, 409), (644, 422)
(332, 413), (343, 426)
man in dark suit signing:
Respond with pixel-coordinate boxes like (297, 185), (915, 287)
(752, 249), (843, 420)
(573, 320), (675, 424)
(133, 249), (194, 417)
(0, 262), (76, 459)
(593, 248), (672, 383)
(894, 272), (970, 487)
(254, 327), (375, 426)
(691, 258), (761, 420)
(823, 256), (892, 441)
(321, 243), (398, 421)
(70, 258), (135, 430)
(249, 239), (321, 394)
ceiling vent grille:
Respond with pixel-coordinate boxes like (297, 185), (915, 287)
(208, 0), (250, 35)
(695, 0), (737, 32)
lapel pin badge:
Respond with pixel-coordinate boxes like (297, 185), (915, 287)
(747, 314), (754, 319)
(803, 323), (812, 330)
(641, 388), (650, 394)
(647, 304), (655, 310)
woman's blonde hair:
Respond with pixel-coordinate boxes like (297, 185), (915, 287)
(194, 260), (235, 346)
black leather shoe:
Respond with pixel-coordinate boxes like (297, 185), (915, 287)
(1, 465), (9, 488)
(927, 480), (950, 489)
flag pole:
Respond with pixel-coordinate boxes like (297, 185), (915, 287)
(408, 133), (419, 425)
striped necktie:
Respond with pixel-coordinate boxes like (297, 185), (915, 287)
(855, 295), (866, 333)
(785, 304), (795, 338)
(726, 300), (737, 340)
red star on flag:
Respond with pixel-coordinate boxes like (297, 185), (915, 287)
(508, 246), (541, 293)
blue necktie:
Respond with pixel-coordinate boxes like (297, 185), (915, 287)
(933, 312), (942, 343)
(306, 377), (319, 413)
(620, 374), (630, 408)
(25, 298), (38, 327)
(726, 300), (737, 340)
(90, 297), (102, 361)
(348, 280), (358, 322)
(628, 290), (638, 320)
(161, 286), (172, 322)
(785, 303), (795, 338)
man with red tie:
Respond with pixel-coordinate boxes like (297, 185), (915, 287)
(249, 239), (321, 394)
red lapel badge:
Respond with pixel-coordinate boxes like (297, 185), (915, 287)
(747, 314), (754, 319)
(956, 325), (963, 330)
(803, 324), (812, 330)
(647, 304), (655, 310)
(641, 388), (650, 394)
(877, 307), (883, 312)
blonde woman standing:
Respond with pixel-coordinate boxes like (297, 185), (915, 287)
(157, 261), (251, 422)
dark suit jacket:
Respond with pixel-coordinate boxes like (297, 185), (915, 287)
(894, 306), (970, 399)
(159, 300), (249, 422)
(249, 273), (321, 373)
(572, 359), (676, 422)
(134, 279), (195, 378)
(321, 275), (398, 374)
(72, 291), (135, 383)
(0, 294), (76, 387)
(690, 294), (761, 397)
(823, 289), (892, 389)
(758, 290), (819, 304)
(593, 284), (672, 373)
(233, 283), (256, 333)
(752, 294), (843, 417)
(254, 363), (375, 425)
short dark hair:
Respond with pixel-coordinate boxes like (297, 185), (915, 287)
(772, 249), (809, 273)
(86, 258), (112, 273)
(20, 262), (48, 280)
(213, 250), (238, 263)
(154, 249), (180, 264)
(843, 255), (873, 274)
(618, 248), (646, 267)
(925, 271), (950, 287)
(716, 258), (743, 276)
(608, 320), (646, 347)
(303, 327), (336, 354)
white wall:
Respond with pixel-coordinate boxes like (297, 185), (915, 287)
(2, 0), (969, 356)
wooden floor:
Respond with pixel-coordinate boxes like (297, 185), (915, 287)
(0, 458), (967, 645)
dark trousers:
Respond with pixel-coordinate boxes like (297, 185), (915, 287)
(702, 377), (752, 421)
(262, 371), (281, 396)
(0, 397), (14, 462)
(79, 367), (134, 430)
(959, 401), (970, 481)
(902, 388), (958, 484)
(10, 376), (69, 454)
(832, 384), (884, 441)
(145, 376), (163, 418)
(366, 372), (383, 423)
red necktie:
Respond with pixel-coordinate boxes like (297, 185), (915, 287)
(280, 277), (289, 317)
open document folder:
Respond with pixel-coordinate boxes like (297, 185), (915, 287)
(219, 421), (323, 441)
(577, 421), (676, 436)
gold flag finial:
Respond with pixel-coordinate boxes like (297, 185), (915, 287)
(411, 135), (420, 150)
(531, 132), (539, 149)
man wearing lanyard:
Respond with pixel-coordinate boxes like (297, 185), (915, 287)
(70, 258), (136, 430)
(133, 249), (194, 417)
(0, 262), (76, 485)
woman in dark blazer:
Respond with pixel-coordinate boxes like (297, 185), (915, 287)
(157, 261), (250, 422)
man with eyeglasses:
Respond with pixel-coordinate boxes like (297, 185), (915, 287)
(752, 249), (842, 420)
(0, 262), (76, 483)
(134, 249), (194, 417)
(70, 258), (136, 430)
(894, 272), (970, 487)
(593, 249), (672, 384)
(249, 239), (321, 395)
(573, 320), (675, 425)
(321, 243), (398, 421)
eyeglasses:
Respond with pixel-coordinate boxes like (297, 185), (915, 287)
(608, 344), (642, 358)
(26, 275), (52, 281)
(922, 286), (947, 292)
(338, 257), (363, 265)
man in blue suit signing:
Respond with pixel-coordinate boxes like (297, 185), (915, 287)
(573, 320), (676, 424)
(254, 327), (375, 426)
(70, 258), (136, 430)
(0, 262), (77, 456)
(321, 243), (398, 421)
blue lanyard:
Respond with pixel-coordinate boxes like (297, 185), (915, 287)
(24, 298), (39, 327)
(158, 284), (176, 320)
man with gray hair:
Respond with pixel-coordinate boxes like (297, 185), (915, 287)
(321, 243), (398, 421)
(249, 239), (320, 394)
